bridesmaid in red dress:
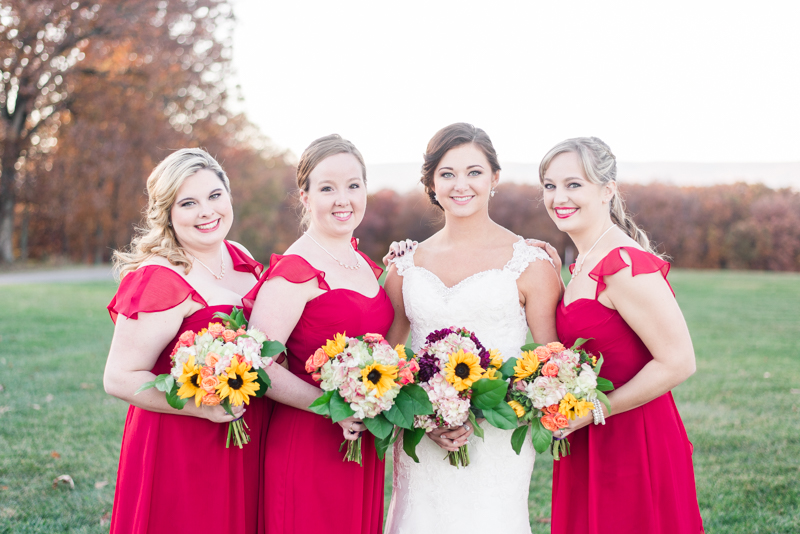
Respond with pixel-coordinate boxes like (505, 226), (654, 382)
(103, 149), (267, 533)
(538, 137), (704, 533)
(243, 134), (393, 534)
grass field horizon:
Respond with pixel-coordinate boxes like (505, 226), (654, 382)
(1, 269), (798, 533)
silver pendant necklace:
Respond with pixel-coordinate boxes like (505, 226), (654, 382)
(189, 243), (226, 280)
(304, 232), (361, 270)
(572, 225), (616, 279)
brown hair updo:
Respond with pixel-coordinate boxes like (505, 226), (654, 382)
(421, 123), (501, 210)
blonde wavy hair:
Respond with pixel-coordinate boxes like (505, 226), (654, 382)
(539, 137), (661, 256)
(113, 148), (231, 279)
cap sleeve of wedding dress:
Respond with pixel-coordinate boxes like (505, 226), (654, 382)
(504, 238), (554, 278)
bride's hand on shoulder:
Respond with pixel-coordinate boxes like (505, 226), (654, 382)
(427, 423), (473, 452)
(338, 416), (367, 441)
(382, 239), (418, 267)
(524, 239), (562, 272)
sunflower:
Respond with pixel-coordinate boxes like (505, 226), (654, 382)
(558, 393), (595, 420)
(361, 363), (398, 397)
(217, 357), (260, 406)
(489, 349), (503, 369)
(482, 367), (500, 380)
(444, 350), (484, 391)
(177, 355), (206, 407)
(323, 332), (347, 358)
(508, 400), (526, 418)
(513, 350), (540, 379)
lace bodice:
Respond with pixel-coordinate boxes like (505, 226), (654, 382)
(393, 237), (553, 359)
(384, 237), (553, 534)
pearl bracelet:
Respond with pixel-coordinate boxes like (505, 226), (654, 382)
(592, 402), (606, 425)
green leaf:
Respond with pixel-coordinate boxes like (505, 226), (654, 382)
(373, 428), (397, 460)
(468, 410), (484, 439)
(254, 368), (272, 398)
(596, 377), (614, 392)
(165, 388), (189, 410)
(308, 390), (334, 417)
(261, 340), (287, 360)
(383, 390), (415, 429)
(595, 390), (612, 415)
(401, 384), (433, 416)
(498, 357), (519, 380)
(402, 427), (426, 463)
(221, 399), (234, 417)
(134, 380), (157, 395)
(403, 346), (415, 360)
(362, 413), (393, 440)
(329, 393), (355, 423)
(470, 378), (509, 410)
(571, 337), (593, 350)
(593, 354), (604, 375)
(531, 418), (553, 454)
(151, 373), (173, 393)
(520, 342), (543, 352)
(482, 402), (519, 430)
(511, 425), (529, 455)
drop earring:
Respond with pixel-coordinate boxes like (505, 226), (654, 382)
(490, 188), (496, 197)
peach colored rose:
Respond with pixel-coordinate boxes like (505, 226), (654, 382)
(178, 330), (196, 347)
(201, 375), (219, 393)
(205, 352), (220, 367)
(541, 414), (558, 432)
(407, 360), (420, 373)
(311, 372), (322, 382)
(553, 413), (569, 429)
(546, 342), (566, 354)
(208, 323), (225, 338)
(398, 367), (415, 385)
(236, 328), (247, 336)
(547, 404), (560, 414)
(222, 329), (237, 343)
(541, 361), (559, 377)
(305, 348), (329, 373)
(363, 333), (385, 343)
(200, 366), (215, 379)
(235, 354), (251, 370)
(533, 346), (552, 363)
(202, 392), (221, 406)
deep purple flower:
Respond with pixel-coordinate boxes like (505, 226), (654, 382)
(417, 353), (440, 383)
(425, 328), (455, 345)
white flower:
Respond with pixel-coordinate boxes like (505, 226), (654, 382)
(574, 364), (598, 395)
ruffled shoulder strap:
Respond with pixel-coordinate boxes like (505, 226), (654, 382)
(226, 241), (263, 278)
(352, 237), (383, 279)
(242, 253), (330, 316)
(505, 238), (555, 279)
(588, 247), (673, 299)
(107, 265), (207, 323)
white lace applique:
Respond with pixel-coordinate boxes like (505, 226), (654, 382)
(385, 237), (551, 534)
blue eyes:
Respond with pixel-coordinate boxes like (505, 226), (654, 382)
(320, 183), (361, 192)
(543, 182), (581, 190)
(439, 170), (482, 179)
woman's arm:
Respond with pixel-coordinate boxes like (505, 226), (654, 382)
(558, 251), (696, 437)
(518, 259), (561, 345)
(248, 276), (365, 439)
(103, 302), (242, 423)
(384, 264), (411, 347)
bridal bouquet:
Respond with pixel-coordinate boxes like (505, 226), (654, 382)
(410, 327), (517, 467)
(504, 339), (614, 459)
(136, 308), (285, 448)
(306, 332), (433, 464)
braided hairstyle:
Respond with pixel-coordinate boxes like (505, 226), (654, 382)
(538, 137), (660, 256)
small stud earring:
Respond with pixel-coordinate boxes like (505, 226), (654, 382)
(168, 222), (172, 227)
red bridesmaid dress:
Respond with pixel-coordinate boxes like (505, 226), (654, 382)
(106, 242), (266, 534)
(552, 247), (704, 534)
(242, 238), (394, 534)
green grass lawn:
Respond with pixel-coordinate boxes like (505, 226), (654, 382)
(1, 270), (799, 533)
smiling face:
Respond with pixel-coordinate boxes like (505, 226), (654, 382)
(301, 152), (367, 238)
(169, 169), (233, 252)
(541, 151), (615, 234)
(433, 143), (498, 218)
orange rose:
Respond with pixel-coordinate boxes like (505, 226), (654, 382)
(235, 354), (251, 370)
(541, 414), (558, 432)
(547, 404), (560, 414)
(200, 366), (215, 379)
(398, 367), (414, 385)
(553, 413), (569, 429)
(236, 328), (247, 336)
(363, 333), (385, 343)
(205, 352), (220, 367)
(533, 346), (552, 363)
(202, 392), (221, 406)
(541, 361), (559, 377)
(311, 372), (322, 382)
(178, 330), (196, 347)
(546, 342), (566, 354)
(201, 375), (219, 393)
(222, 329), (237, 343)
(208, 323), (225, 338)
(305, 348), (329, 373)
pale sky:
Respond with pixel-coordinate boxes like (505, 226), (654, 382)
(229, 0), (800, 167)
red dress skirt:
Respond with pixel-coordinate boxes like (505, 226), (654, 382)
(552, 247), (704, 534)
(243, 240), (394, 534)
(107, 243), (267, 534)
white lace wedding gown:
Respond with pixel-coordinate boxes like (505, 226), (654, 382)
(384, 238), (553, 534)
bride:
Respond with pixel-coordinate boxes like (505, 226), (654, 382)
(383, 123), (562, 533)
